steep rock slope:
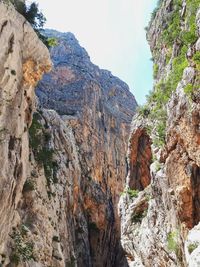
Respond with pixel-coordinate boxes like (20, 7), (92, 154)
(0, 1), (51, 265)
(0, 4), (137, 266)
(35, 30), (137, 267)
(119, 0), (200, 266)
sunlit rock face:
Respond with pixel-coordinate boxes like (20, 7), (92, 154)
(119, 0), (200, 266)
(0, 1), (51, 264)
(35, 29), (137, 267)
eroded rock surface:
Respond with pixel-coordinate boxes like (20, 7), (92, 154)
(0, 4), (137, 266)
(119, 1), (200, 266)
(35, 30), (137, 266)
(0, 1), (51, 264)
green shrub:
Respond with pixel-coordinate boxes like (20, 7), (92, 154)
(170, 46), (188, 91)
(161, 3), (182, 47)
(10, 228), (34, 264)
(23, 179), (35, 192)
(6, 0), (57, 49)
(167, 231), (179, 254)
(193, 51), (200, 66)
(155, 161), (162, 172)
(181, 0), (199, 45)
(154, 120), (166, 147)
(120, 188), (139, 198)
(52, 236), (60, 242)
(29, 112), (58, 187)
(137, 105), (150, 118)
(188, 242), (199, 254)
(181, 30), (197, 45)
(184, 84), (193, 97)
(47, 37), (58, 47)
(131, 209), (147, 223)
(127, 189), (139, 198)
(153, 64), (159, 79)
(142, 0), (199, 150)
(11, 69), (16, 75)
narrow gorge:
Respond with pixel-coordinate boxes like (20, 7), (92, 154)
(0, 0), (199, 267)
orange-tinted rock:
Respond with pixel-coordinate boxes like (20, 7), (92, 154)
(127, 124), (152, 191)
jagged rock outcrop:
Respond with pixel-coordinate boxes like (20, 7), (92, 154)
(0, 1), (51, 265)
(119, 1), (200, 266)
(0, 3), (137, 266)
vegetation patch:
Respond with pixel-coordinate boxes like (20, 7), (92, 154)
(52, 236), (60, 242)
(184, 83), (193, 98)
(29, 112), (58, 187)
(131, 208), (147, 224)
(10, 226), (34, 264)
(5, 0), (57, 49)
(22, 179), (36, 192)
(11, 69), (16, 75)
(120, 188), (139, 198)
(188, 242), (199, 254)
(137, 105), (150, 118)
(153, 63), (159, 79)
(167, 231), (179, 254)
(126, 188), (139, 198)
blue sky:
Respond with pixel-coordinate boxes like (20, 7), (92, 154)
(37, 0), (157, 104)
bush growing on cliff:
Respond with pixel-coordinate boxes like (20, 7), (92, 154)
(127, 189), (139, 198)
(167, 231), (179, 254)
(22, 179), (36, 192)
(131, 208), (148, 224)
(137, 105), (150, 118)
(29, 112), (58, 187)
(153, 64), (159, 79)
(6, 0), (57, 49)
(188, 242), (199, 254)
(193, 51), (200, 68)
(120, 188), (139, 198)
(10, 227), (34, 264)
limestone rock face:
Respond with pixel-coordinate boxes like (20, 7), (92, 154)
(119, 1), (200, 266)
(35, 30), (137, 266)
(0, 1), (51, 263)
(0, 5), (137, 266)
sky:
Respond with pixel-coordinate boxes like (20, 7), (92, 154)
(37, 0), (157, 104)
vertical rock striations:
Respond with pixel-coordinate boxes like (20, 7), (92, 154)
(119, 0), (200, 266)
(35, 29), (137, 267)
(0, 4), (137, 266)
(0, 1), (51, 264)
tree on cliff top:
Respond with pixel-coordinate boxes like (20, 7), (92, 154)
(8, 0), (57, 49)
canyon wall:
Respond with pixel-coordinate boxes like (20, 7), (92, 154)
(0, 1), (51, 265)
(0, 3), (137, 266)
(35, 29), (137, 267)
(119, 0), (200, 266)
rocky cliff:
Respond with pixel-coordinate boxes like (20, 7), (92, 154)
(0, 2), (137, 266)
(0, 1), (51, 265)
(119, 0), (200, 266)
(35, 29), (137, 267)
(1, 0), (199, 266)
